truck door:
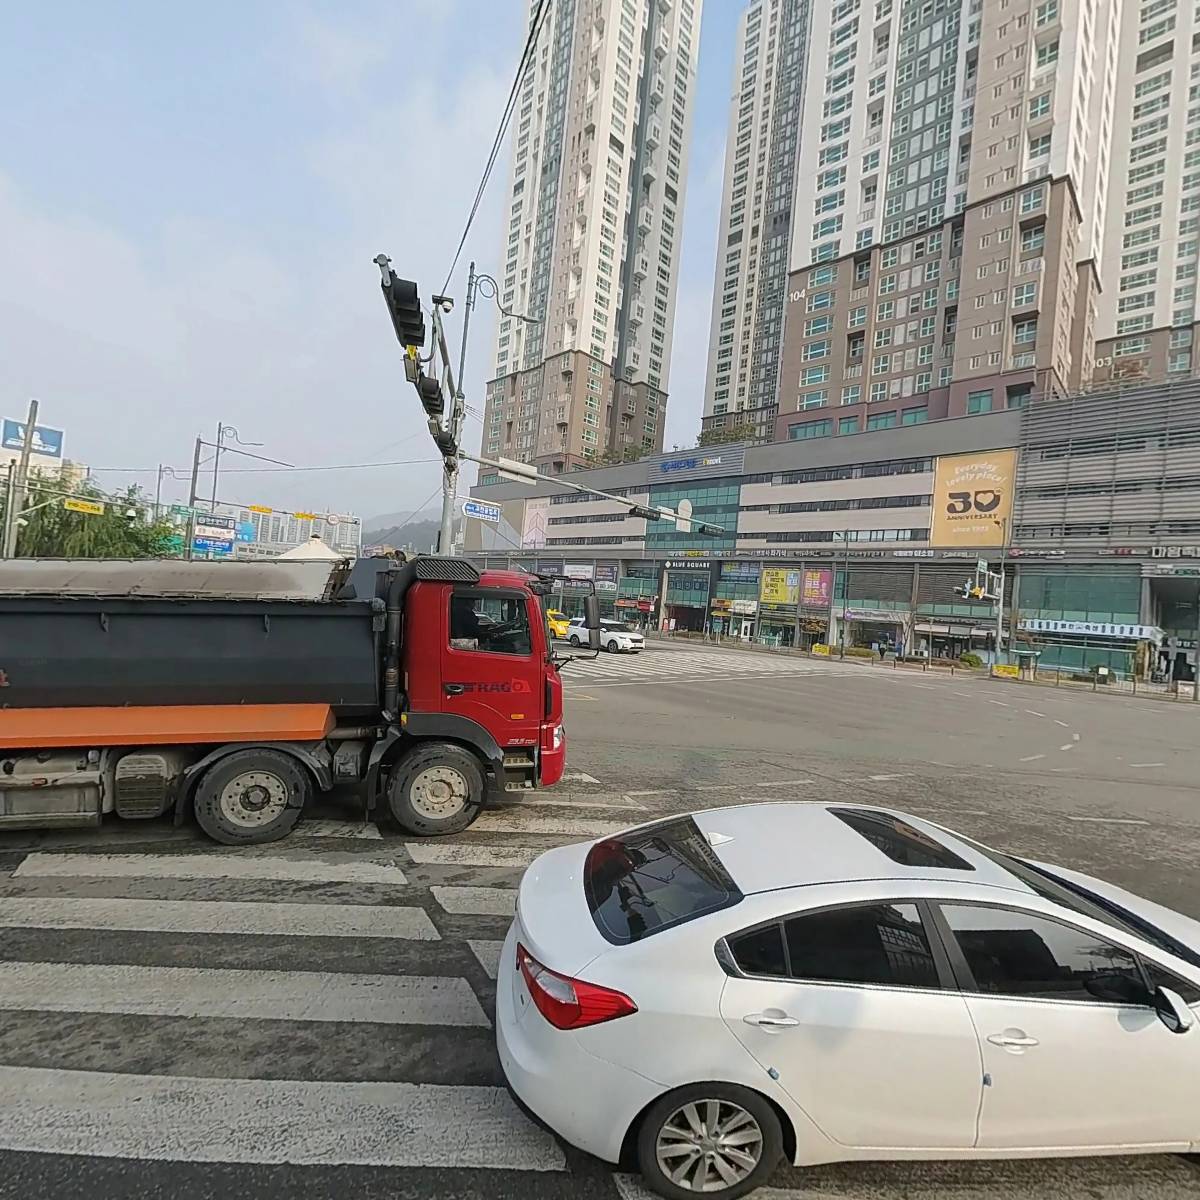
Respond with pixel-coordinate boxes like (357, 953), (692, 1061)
(441, 587), (542, 751)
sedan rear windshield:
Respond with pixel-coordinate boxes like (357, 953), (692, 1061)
(584, 815), (743, 944)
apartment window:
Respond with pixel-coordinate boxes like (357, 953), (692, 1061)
(1020, 186), (1045, 215)
(967, 389), (994, 414)
(1028, 133), (1051, 159)
(1013, 282), (1037, 306)
(1013, 318), (1038, 344)
(879, 274), (897, 294)
(1020, 224), (1046, 252)
(877, 300), (895, 320)
(802, 339), (831, 360)
(849, 305), (867, 327)
(866, 411), (897, 430)
(839, 416), (860, 435)
(1028, 93), (1051, 121)
(805, 316), (833, 336)
(801, 365), (830, 385)
(841, 384), (862, 405)
(1035, 39), (1059, 68)
(1035, 0), (1058, 25)
(1170, 351), (1192, 372)
(901, 406), (928, 425)
(1115, 337), (1151, 357)
(799, 390), (829, 410)
(788, 418), (832, 440)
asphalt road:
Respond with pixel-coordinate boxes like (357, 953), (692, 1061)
(0, 638), (1197, 1200)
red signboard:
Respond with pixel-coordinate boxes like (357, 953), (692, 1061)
(801, 567), (832, 608)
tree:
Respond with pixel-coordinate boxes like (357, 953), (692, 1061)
(3, 476), (178, 558)
(698, 422), (757, 448)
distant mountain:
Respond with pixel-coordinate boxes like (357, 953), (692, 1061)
(362, 513), (442, 553)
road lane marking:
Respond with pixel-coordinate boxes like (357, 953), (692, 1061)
(469, 813), (626, 838)
(987, 699), (1009, 707)
(625, 789), (669, 797)
(754, 779), (815, 787)
(1129, 762), (1165, 768)
(1025, 709), (1046, 717)
(953, 691), (972, 698)
(293, 821), (382, 840)
(405, 843), (543, 869)
(0, 898), (439, 940)
(1019, 754), (1046, 762)
(0, 962), (487, 1026)
(1059, 744), (1075, 752)
(1065, 816), (1150, 826)
(1054, 719), (1071, 728)
(559, 771), (600, 784)
(692, 783), (739, 791)
(431, 886), (516, 917)
(522, 792), (647, 810)
(1072, 732), (1081, 742)
(13, 852), (407, 885)
(0, 1066), (565, 1170)
(469, 940), (504, 979)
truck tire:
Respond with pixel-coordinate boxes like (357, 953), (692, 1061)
(193, 749), (310, 846)
(388, 742), (484, 836)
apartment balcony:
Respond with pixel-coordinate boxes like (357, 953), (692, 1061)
(865, 129), (882, 147)
(633, 254), (649, 280)
(650, 74), (665, 105)
(642, 155), (657, 185)
(637, 203), (655, 233)
(630, 302), (646, 326)
(646, 119), (662, 149)
(655, 27), (669, 58)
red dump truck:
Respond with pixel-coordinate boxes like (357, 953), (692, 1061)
(0, 554), (599, 844)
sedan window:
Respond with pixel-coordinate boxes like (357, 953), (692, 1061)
(1140, 960), (1200, 1007)
(728, 924), (787, 977)
(784, 903), (941, 989)
(940, 905), (1144, 1004)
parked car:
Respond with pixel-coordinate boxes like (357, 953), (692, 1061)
(497, 802), (1200, 1200)
(568, 616), (644, 653)
(546, 608), (571, 640)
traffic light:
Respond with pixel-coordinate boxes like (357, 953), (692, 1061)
(375, 255), (426, 351)
(434, 428), (458, 458)
(417, 372), (444, 419)
(696, 522), (724, 537)
(954, 578), (988, 600)
(629, 504), (666, 521)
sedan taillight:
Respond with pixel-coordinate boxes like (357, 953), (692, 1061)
(516, 942), (637, 1030)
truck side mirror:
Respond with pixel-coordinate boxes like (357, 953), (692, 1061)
(585, 594), (601, 651)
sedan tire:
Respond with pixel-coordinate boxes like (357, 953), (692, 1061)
(570, 634), (581, 647)
(636, 1083), (783, 1200)
(607, 638), (621, 653)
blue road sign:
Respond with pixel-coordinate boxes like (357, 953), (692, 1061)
(463, 499), (501, 523)
(192, 536), (234, 555)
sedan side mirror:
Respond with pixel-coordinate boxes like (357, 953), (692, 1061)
(1153, 986), (1195, 1034)
(584, 594), (601, 651)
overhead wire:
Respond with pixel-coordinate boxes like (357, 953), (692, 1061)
(439, 0), (553, 295)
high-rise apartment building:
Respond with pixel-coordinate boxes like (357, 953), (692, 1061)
(701, 0), (811, 442)
(704, 0), (1200, 446)
(482, 0), (702, 474)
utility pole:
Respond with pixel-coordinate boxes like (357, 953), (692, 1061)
(2, 398), (39, 559)
(431, 297), (464, 556)
(185, 436), (202, 561)
(210, 422), (224, 511)
(838, 537), (851, 660)
(993, 516), (1009, 670)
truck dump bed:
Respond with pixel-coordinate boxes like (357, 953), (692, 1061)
(0, 558), (388, 712)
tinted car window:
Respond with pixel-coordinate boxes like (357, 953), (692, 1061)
(941, 905), (1143, 1003)
(1142, 960), (1200, 1006)
(784, 903), (940, 989)
(584, 816), (743, 945)
(729, 924), (787, 977)
(831, 809), (973, 870)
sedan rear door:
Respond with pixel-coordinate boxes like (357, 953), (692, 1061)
(718, 899), (983, 1151)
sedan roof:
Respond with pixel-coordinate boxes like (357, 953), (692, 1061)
(691, 802), (1031, 896)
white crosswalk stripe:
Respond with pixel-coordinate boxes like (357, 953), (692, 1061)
(0, 1066), (565, 1170)
(0, 961), (489, 1026)
(431, 885), (517, 916)
(14, 851), (408, 885)
(561, 647), (858, 685)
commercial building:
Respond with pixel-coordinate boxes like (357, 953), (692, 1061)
(470, 378), (1200, 680)
(704, 0), (1200, 446)
(207, 503), (362, 560)
(482, 0), (703, 474)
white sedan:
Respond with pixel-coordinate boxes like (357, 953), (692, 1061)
(497, 802), (1200, 1200)
(568, 616), (644, 653)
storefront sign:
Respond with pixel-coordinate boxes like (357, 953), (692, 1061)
(993, 664), (1020, 679)
(930, 449), (1017, 548)
(801, 568), (832, 608)
(842, 609), (906, 623)
(1151, 546), (1200, 558)
(720, 562), (761, 581)
(1006, 548), (1067, 557)
(593, 563), (619, 584)
(710, 598), (732, 612)
(892, 549), (935, 558)
(760, 568), (800, 605)
(564, 563), (594, 580)
(731, 600), (758, 615)
(1020, 619), (1161, 640)
(664, 559), (710, 569)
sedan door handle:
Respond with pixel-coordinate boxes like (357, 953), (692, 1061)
(987, 1031), (1039, 1050)
(443, 684), (466, 695)
(743, 1012), (799, 1029)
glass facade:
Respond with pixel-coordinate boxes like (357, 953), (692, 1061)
(646, 479), (740, 554)
(1018, 574), (1140, 623)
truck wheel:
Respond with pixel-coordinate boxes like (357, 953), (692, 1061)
(388, 742), (484, 836)
(193, 749), (310, 846)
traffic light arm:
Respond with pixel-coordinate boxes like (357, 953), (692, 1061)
(460, 453), (728, 533)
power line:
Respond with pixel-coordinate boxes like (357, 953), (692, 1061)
(86, 458), (440, 476)
(440, 0), (553, 295)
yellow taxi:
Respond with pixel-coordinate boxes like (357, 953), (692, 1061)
(546, 609), (570, 640)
